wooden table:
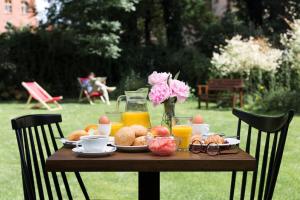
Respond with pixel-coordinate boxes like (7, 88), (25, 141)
(46, 148), (256, 200)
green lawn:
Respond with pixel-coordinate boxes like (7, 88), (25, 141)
(0, 100), (299, 200)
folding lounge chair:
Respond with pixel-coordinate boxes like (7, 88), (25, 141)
(22, 82), (63, 111)
(78, 77), (103, 105)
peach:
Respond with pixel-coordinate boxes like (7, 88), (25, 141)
(151, 126), (170, 137)
(99, 115), (110, 124)
(192, 115), (204, 124)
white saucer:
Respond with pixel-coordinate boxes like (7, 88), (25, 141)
(72, 146), (116, 157)
(61, 136), (114, 148)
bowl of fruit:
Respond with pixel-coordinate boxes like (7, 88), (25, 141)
(148, 126), (177, 156)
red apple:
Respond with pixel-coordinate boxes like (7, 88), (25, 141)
(192, 115), (204, 124)
(99, 115), (110, 124)
(151, 126), (170, 137)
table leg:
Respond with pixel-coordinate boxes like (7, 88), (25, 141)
(139, 172), (160, 200)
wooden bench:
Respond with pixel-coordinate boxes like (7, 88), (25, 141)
(197, 79), (244, 109)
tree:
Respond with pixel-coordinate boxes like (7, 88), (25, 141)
(235, 0), (300, 36)
(161, 0), (183, 48)
(46, 0), (138, 59)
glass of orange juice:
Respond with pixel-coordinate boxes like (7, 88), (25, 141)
(106, 112), (124, 136)
(122, 111), (151, 128)
(172, 116), (192, 151)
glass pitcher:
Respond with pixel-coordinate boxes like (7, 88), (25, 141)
(117, 88), (151, 128)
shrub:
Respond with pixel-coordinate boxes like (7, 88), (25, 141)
(263, 90), (300, 112)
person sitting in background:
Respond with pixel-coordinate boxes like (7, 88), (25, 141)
(83, 72), (116, 105)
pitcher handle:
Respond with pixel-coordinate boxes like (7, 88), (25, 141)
(116, 95), (126, 112)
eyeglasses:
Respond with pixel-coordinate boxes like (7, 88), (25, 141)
(189, 140), (239, 156)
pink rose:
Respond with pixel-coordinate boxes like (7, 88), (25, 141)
(148, 83), (171, 106)
(170, 79), (190, 102)
(148, 71), (171, 86)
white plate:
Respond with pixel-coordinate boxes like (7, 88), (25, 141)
(72, 146), (116, 157)
(115, 145), (149, 152)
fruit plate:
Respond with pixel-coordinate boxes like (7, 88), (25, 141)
(115, 145), (149, 152)
(72, 146), (116, 157)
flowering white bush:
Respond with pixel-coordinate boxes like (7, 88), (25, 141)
(281, 19), (300, 71)
(211, 35), (283, 76)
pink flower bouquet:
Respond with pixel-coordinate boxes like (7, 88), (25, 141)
(148, 71), (190, 132)
(148, 71), (190, 106)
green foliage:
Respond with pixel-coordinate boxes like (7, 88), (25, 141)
(46, 0), (138, 59)
(246, 87), (300, 113)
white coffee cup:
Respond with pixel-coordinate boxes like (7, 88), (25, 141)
(192, 124), (210, 136)
(98, 124), (112, 137)
(78, 135), (109, 152)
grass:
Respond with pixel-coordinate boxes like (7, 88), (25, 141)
(0, 100), (299, 200)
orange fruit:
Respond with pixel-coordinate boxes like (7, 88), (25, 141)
(84, 124), (98, 132)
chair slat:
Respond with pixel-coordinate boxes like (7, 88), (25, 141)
(250, 130), (261, 200)
(56, 122), (64, 138)
(49, 124), (73, 200)
(16, 130), (35, 199)
(240, 125), (252, 200)
(28, 127), (45, 200)
(258, 132), (270, 200)
(48, 124), (59, 151)
(229, 118), (242, 200)
(237, 119), (241, 140)
(22, 128), (35, 198)
(33, 126), (54, 199)
(41, 125), (63, 199)
(264, 132), (278, 200)
(266, 124), (291, 200)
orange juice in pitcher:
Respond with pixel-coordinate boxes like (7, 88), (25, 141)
(117, 88), (151, 128)
(122, 112), (151, 128)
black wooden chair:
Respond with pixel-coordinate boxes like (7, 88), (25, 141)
(11, 114), (90, 200)
(229, 108), (294, 200)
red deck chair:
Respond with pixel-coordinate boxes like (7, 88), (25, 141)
(22, 82), (63, 111)
(77, 77), (103, 104)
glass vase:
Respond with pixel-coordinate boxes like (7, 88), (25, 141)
(162, 98), (176, 132)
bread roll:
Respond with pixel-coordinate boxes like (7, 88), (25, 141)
(133, 136), (147, 146)
(67, 130), (88, 141)
(115, 127), (135, 146)
(191, 134), (202, 145)
(204, 134), (225, 144)
(130, 125), (148, 137)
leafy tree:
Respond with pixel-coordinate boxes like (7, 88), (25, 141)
(46, 0), (138, 59)
(235, 0), (300, 37)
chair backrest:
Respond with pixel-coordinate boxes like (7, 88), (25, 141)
(22, 82), (53, 102)
(11, 114), (74, 200)
(208, 79), (244, 91)
(230, 108), (294, 200)
(78, 77), (107, 86)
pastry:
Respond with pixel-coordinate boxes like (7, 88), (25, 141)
(133, 136), (147, 146)
(67, 130), (88, 141)
(130, 125), (148, 137)
(204, 134), (225, 144)
(115, 127), (135, 146)
(191, 134), (202, 145)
